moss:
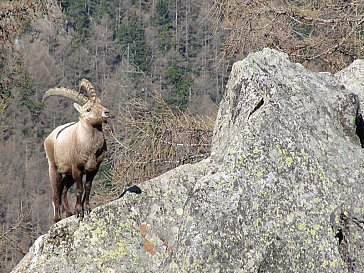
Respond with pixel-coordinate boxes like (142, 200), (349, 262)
(212, 179), (226, 189)
(176, 208), (184, 216)
(256, 170), (264, 177)
(285, 156), (294, 166)
(99, 240), (129, 260)
(261, 191), (268, 197)
(275, 143), (287, 155)
(259, 236), (271, 246)
(186, 215), (193, 222)
(170, 262), (178, 270)
(297, 222), (306, 231)
(309, 228), (317, 237)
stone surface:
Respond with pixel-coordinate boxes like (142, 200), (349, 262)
(12, 49), (364, 273)
(335, 59), (364, 106)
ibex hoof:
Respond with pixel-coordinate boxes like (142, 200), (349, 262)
(84, 204), (92, 215)
(75, 205), (84, 220)
(65, 211), (74, 218)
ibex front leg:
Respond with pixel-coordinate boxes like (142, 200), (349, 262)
(72, 165), (84, 219)
(83, 169), (98, 215)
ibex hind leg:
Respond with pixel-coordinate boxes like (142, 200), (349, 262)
(50, 165), (62, 223)
(61, 175), (75, 218)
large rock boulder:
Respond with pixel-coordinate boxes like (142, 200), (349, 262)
(12, 49), (364, 273)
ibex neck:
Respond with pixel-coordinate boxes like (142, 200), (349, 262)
(79, 119), (103, 133)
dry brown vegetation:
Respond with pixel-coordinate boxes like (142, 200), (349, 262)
(210, 0), (364, 72)
(0, 100), (6, 133)
(92, 93), (216, 204)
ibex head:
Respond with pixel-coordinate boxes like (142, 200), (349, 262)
(43, 79), (110, 126)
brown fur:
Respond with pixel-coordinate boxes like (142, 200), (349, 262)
(43, 80), (110, 223)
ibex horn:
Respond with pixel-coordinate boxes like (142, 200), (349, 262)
(79, 79), (97, 100)
(42, 87), (88, 105)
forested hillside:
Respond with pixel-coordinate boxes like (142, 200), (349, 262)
(0, 1), (225, 271)
(2, 0), (364, 272)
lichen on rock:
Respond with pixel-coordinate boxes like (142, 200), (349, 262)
(12, 49), (364, 273)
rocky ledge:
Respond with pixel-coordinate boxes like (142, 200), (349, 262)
(12, 48), (364, 273)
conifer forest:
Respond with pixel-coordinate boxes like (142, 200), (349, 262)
(1, 1), (364, 271)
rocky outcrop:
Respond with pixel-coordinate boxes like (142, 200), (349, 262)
(12, 49), (364, 273)
(336, 59), (364, 105)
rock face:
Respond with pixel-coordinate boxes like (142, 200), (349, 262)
(12, 48), (364, 273)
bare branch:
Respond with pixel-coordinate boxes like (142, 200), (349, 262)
(92, 93), (216, 204)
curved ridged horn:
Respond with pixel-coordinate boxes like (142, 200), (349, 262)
(79, 79), (97, 100)
(42, 87), (88, 105)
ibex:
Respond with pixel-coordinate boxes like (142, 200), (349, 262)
(43, 79), (110, 223)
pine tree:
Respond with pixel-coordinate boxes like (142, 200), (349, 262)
(116, 14), (151, 72)
(155, 0), (170, 26)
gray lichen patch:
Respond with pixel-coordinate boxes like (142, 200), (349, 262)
(12, 49), (364, 273)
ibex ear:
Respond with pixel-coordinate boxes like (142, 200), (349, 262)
(73, 103), (83, 114)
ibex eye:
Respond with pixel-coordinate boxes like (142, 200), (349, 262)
(87, 108), (92, 112)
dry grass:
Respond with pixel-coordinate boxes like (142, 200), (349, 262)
(92, 93), (217, 204)
(209, 0), (364, 72)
